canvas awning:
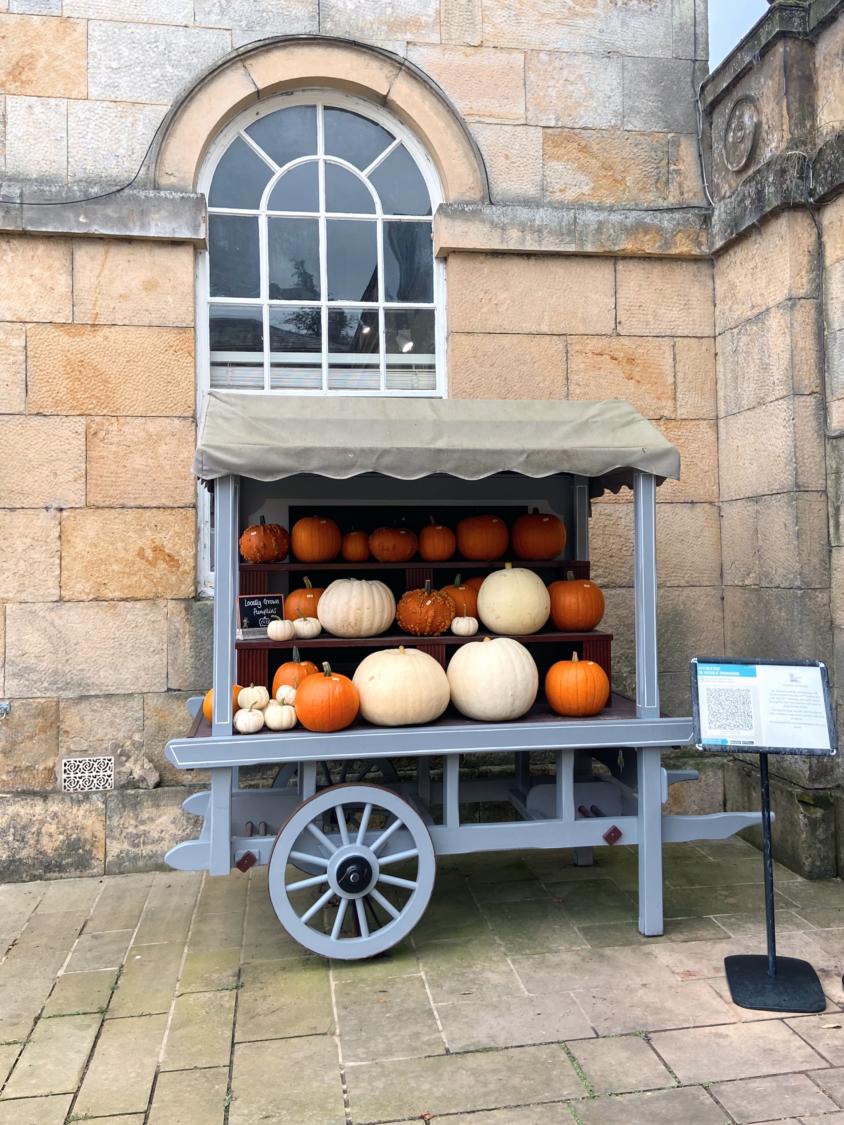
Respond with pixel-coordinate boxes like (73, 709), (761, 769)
(193, 393), (680, 494)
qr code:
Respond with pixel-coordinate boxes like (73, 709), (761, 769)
(706, 686), (753, 731)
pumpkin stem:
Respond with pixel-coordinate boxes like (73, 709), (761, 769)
(429, 516), (436, 526)
(572, 652), (580, 663)
(303, 576), (312, 589)
(292, 646), (301, 662)
(504, 562), (513, 570)
(455, 573), (462, 586)
(424, 579), (432, 595)
(399, 645), (405, 655)
(259, 516), (266, 525)
(566, 569), (575, 581)
(321, 661), (333, 677)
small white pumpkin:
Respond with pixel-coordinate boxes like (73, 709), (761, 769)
(263, 700), (297, 731)
(353, 645), (450, 727)
(233, 706), (265, 734)
(447, 636), (538, 721)
(476, 563), (551, 635)
(292, 615), (322, 639)
(275, 684), (297, 706)
(267, 617), (296, 642)
(317, 578), (396, 638)
(238, 684), (270, 710)
(451, 615), (479, 636)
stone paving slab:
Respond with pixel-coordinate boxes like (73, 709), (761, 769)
(66, 928), (134, 972)
(569, 1033), (675, 1094)
(1, 1012), (100, 1098)
(650, 1020), (828, 1083)
(576, 1084), (728, 1123)
(709, 1072), (840, 1122)
(335, 972), (445, 1062)
(108, 941), (184, 1017)
(160, 988), (236, 1070)
(230, 1036), (346, 1125)
(73, 1012), (167, 1117)
(437, 991), (595, 1050)
(148, 1065), (228, 1124)
(236, 957), (334, 1042)
(0, 1095), (72, 1124)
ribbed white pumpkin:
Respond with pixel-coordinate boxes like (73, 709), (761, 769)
(353, 646), (450, 726)
(447, 636), (538, 721)
(476, 564), (551, 635)
(317, 578), (396, 637)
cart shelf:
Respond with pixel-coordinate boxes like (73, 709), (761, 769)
(235, 628), (612, 650)
(240, 558), (591, 574)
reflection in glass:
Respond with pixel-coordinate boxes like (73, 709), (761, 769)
(268, 218), (320, 300)
(370, 145), (431, 216)
(268, 162), (319, 212)
(326, 220), (377, 302)
(385, 309), (436, 391)
(328, 308), (379, 390)
(209, 215), (260, 298)
(325, 163), (375, 214)
(383, 221), (433, 302)
(208, 137), (273, 209)
(324, 108), (393, 170)
(246, 106), (317, 169)
(270, 306), (322, 390)
(209, 305), (264, 389)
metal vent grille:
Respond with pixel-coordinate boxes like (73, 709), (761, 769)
(61, 756), (114, 793)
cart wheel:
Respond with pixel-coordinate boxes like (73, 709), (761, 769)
(268, 784), (436, 960)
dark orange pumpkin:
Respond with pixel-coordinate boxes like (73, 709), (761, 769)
(202, 684), (242, 724)
(271, 648), (319, 697)
(284, 577), (325, 621)
(419, 518), (456, 562)
(439, 574), (478, 617)
(396, 580), (456, 636)
(549, 573), (605, 631)
(464, 575), (486, 593)
(456, 514), (509, 561)
(291, 516), (341, 562)
(239, 517), (290, 563)
(545, 653), (609, 717)
(295, 662), (360, 732)
(512, 509), (566, 560)
(341, 529), (370, 562)
(369, 526), (418, 563)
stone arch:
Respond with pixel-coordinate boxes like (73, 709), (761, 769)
(151, 36), (489, 205)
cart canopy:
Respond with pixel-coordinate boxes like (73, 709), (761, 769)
(193, 393), (680, 494)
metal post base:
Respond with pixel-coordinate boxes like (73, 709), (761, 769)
(725, 954), (826, 1013)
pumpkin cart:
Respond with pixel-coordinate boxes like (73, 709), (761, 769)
(165, 395), (763, 960)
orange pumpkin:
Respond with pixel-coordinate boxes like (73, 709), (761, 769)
(369, 526), (418, 563)
(439, 574), (478, 617)
(291, 516), (341, 562)
(456, 514), (509, 561)
(202, 684), (242, 724)
(396, 580), (456, 636)
(239, 517), (289, 564)
(341, 529), (370, 562)
(512, 509), (566, 561)
(464, 575), (486, 593)
(284, 577), (325, 621)
(271, 649), (319, 697)
(549, 574), (605, 631)
(545, 653), (610, 717)
(295, 662), (360, 732)
(419, 518), (456, 562)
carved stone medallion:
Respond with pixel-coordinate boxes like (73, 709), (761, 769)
(723, 96), (760, 172)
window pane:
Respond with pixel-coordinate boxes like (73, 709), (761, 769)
(325, 163), (375, 214)
(209, 215), (259, 298)
(385, 309), (436, 391)
(208, 136), (273, 209)
(268, 162), (318, 212)
(269, 306), (322, 390)
(326, 220), (377, 302)
(209, 305), (263, 389)
(383, 221), (433, 302)
(328, 308), (379, 390)
(268, 218), (320, 300)
(370, 145), (431, 216)
(246, 106), (317, 169)
(324, 107), (393, 170)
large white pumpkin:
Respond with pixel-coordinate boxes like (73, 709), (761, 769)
(353, 646), (450, 726)
(476, 564), (551, 635)
(317, 578), (396, 637)
(447, 636), (538, 721)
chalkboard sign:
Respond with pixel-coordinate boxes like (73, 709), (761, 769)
(237, 595), (283, 631)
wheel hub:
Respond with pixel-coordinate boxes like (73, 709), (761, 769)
(335, 854), (373, 894)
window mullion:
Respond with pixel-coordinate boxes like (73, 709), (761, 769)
(376, 213), (386, 393)
(259, 209), (270, 392)
(317, 104), (328, 394)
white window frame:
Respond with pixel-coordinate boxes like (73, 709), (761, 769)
(195, 90), (448, 595)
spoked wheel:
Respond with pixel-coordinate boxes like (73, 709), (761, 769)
(268, 784), (436, 960)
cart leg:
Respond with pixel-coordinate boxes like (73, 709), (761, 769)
(299, 761), (317, 800)
(209, 767), (233, 876)
(515, 752), (530, 796)
(444, 754), (460, 830)
(418, 757), (431, 806)
(637, 746), (664, 936)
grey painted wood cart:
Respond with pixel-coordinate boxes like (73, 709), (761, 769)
(165, 396), (763, 960)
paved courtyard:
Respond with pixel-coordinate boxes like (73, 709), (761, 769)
(1, 837), (844, 1123)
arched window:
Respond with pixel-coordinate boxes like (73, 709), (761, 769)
(198, 93), (445, 396)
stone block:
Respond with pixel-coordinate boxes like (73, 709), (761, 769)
(656, 503), (721, 588)
(0, 697), (58, 790)
(655, 420), (719, 503)
(0, 416), (85, 508)
(59, 694), (159, 789)
(321, 0), (438, 42)
(675, 336), (715, 419)
(26, 324), (195, 415)
(70, 99), (169, 186)
(86, 417), (195, 508)
(718, 398), (797, 501)
(105, 787), (204, 874)
(714, 211), (819, 334)
(194, 0), (318, 45)
(408, 45), (524, 123)
(0, 605), (5, 697)
(723, 587), (833, 667)
(61, 508), (195, 601)
(790, 299), (823, 396)
(0, 792), (105, 881)
(479, 0), (672, 55)
(658, 586), (724, 673)
(601, 587), (635, 697)
(589, 502), (633, 589)
(829, 329), (844, 431)
(827, 259), (844, 333)
(9, 0), (61, 10)
(73, 239), (194, 327)
(64, 0), (193, 18)
(4, 95), (67, 181)
(756, 491), (829, 590)
(143, 691), (205, 785)
(87, 20), (230, 104)
(617, 259), (714, 337)
(0, 13), (86, 97)
(167, 599), (213, 691)
(816, 14), (844, 141)
(543, 127), (671, 207)
(721, 499), (758, 587)
(441, 0), (481, 45)
(822, 191), (844, 268)
(526, 51), (622, 129)
(662, 752), (724, 814)
(829, 434), (844, 547)
(795, 393), (826, 491)
(448, 332), (565, 399)
(5, 601), (168, 697)
(0, 322), (25, 412)
(0, 509), (60, 600)
(448, 252), (615, 335)
(471, 122), (542, 202)
(568, 335), (675, 419)
(0, 235), (71, 321)
(833, 550), (844, 627)
(623, 57), (698, 133)
(667, 131), (705, 205)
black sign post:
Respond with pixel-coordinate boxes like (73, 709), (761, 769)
(691, 658), (837, 1014)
